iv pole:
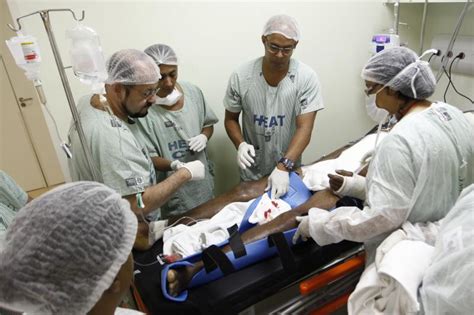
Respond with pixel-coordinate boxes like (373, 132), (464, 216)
(7, 9), (101, 182)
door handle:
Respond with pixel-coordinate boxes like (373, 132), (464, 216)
(19, 97), (33, 107)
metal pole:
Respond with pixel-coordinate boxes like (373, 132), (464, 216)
(38, 10), (101, 181)
(393, 0), (400, 35)
(419, 0), (429, 55)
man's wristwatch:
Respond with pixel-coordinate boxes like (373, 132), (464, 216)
(278, 157), (295, 171)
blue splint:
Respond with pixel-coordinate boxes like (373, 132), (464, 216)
(161, 172), (312, 302)
(239, 172), (312, 233)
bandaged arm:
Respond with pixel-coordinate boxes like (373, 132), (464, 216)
(334, 174), (366, 200)
(308, 136), (415, 246)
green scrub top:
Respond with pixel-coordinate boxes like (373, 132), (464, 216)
(0, 171), (28, 247)
(224, 57), (324, 181)
(132, 82), (218, 218)
(68, 95), (157, 198)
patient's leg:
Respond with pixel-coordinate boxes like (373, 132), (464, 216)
(138, 133), (366, 250)
(168, 177), (267, 225)
(167, 188), (339, 297)
(169, 141), (351, 226)
(134, 178), (267, 250)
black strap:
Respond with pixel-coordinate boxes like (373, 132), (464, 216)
(202, 245), (235, 275)
(227, 224), (247, 258)
(268, 232), (297, 273)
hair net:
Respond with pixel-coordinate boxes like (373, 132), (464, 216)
(105, 48), (161, 85)
(0, 182), (138, 315)
(145, 44), (178, 66)
(262, 14), (300, 42)
(361, 47), (436, 99)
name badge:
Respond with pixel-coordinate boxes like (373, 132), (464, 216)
(110, 117), (122, 128)
(164, 121), (175, 128)
(433, 107), (452, 121)
(125, 176), (144, 187)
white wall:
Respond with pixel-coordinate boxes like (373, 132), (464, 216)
(421, 3), (474, 112)
(6, 0), (425, 193)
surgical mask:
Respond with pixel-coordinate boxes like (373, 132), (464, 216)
(365, 94), (389, 124)
(367, 86), (389, 153)
(155, 88), (182, 106)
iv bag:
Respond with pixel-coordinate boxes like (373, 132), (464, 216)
(5, 34), (42, 81)
(66, 23), (107, 91)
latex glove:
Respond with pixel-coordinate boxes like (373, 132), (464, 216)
(179, 160), (205, 181)
(188, 134), (208, 152)
(170, 160), (185, 171)
(237, 142), (255, 169)
(292, 216), (310, 244)
(265, 167), (290, 199)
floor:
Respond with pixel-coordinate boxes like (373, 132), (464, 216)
(27, 184), (63, 198)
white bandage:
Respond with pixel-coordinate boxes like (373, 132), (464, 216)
(335, 174), (366, 200)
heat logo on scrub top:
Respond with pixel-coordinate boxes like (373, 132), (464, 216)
(168, 140), (190, 159)
(253, 114), (285, 128)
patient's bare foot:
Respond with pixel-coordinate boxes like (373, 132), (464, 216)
(167, 263), (203, 297)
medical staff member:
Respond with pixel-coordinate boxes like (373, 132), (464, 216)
(68, 49), (204, 227)
(0, 182), (143, 315)
(132, 44), (218, 218)
(224, 14), (324, 199)
(0, 170), (32, 250)
(294, 47), (474, 264)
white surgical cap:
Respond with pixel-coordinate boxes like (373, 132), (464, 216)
(105, 48), (161, 85)
(263, 14), (300, 42)
(361, 47), (436, 99)
(145, 44), (178, 66)
(0, 182), (138, 315)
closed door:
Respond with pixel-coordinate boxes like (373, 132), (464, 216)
(0, 54), (46, 191)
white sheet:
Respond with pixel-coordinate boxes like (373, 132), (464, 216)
(301, 132), (387, 191)
(348, 221), (440, 315)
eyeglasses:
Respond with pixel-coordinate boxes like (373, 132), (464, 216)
(265, 41), (295, 55)
(125, 85), (159, 98)
(364, 84), (382, 96)
(140, 87), (159, 98)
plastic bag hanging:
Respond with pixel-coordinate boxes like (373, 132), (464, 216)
(5, 33), (42, 82)
(66, 23), (107, 94)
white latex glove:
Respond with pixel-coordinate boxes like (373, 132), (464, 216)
(188, 134), (208, 152)
(179, 160), (205, 181)
(265, 167), (290, 199)
(170, 160), (185, 171)
(237, 142), (255, 169)
(292, 216), (310, 244)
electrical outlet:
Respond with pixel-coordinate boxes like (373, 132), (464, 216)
(430, 35), (474, 76)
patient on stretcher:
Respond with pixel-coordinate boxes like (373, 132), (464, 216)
(150, 131), (388, 297)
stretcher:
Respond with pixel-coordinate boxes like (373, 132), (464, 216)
(133, 181), (363, 315)
(131, 130), (374, 314)
(133, 237), (363, 314)
(158, 172), (312, 302)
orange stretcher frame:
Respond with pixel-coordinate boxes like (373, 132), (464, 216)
(299, 253), (365, 314)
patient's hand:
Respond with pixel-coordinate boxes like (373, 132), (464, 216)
(328, 170), (353, 191)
